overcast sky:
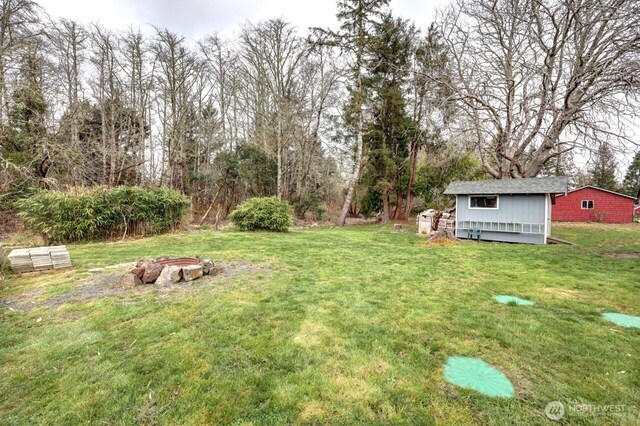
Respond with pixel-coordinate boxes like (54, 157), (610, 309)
(40, 0), (450, 40)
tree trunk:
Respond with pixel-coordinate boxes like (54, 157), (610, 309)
(393, 187), (403, 220)
(0, 57), (5, 127)
(101, 102), (108, 183)
(381, 190), (390, 223)
(402, 139), (419, 219)
(338, 115), (364, 226)
(276, 116), (283, 200)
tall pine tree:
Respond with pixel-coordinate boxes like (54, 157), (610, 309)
(362, 14), (416, 221)
(311, 0), (390, 226)
(588, 143), (618, 191)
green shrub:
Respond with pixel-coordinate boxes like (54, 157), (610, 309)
(229, 196), (292, 232)
(17, 186), (189, 243)
(0, 179), (37, 212)
(291, 193), (325, 220)
(359, 187), (383, 218)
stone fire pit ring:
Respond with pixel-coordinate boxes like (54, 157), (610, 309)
(113, 256), (215, 288)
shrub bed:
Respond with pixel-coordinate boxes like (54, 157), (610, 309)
(17, 186), (189, 243)
(229, 196), (292, 232)
(291, 193), (325, 220)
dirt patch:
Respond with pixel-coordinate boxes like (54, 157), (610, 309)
(539, 288), (588, 300)
(0, 261), (269, 313)
(421, 237), (462, 247)
(601, 252), (640, 259)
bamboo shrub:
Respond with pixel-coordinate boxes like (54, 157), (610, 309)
(17, 186), (190, 243)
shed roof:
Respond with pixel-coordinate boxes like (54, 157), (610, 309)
(556, 185), (638, 201)
(444, 176), (568, 195)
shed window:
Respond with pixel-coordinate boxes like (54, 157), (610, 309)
(469, 195), (499, 209)
(581, 200), (594, 209)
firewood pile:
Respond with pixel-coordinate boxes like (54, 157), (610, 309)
(417, 208), (458, 241)
(112, 256), (215, 288)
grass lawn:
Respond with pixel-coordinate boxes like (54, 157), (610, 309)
(1, 223), (639, 425)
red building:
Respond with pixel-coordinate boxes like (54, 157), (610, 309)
(552, 186), (637, 223)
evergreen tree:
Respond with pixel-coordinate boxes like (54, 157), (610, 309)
(1, 48), (48, 178)
(622, 151), (640, 198)
(362, 14), (416, 221)
(312, 0), (390, 226)
(588, 143), (618, 191)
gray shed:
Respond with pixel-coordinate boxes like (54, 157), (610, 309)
(443, 176), (569, 244)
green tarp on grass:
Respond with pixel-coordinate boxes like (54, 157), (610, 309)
(493, 295), (534, 306)
(443, 356), (515, 398)
(602, 312), (640, 329)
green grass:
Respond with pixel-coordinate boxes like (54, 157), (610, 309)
(1, 223), (639, 425)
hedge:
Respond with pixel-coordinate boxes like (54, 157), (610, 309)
(229, 196), (292, 232)
(17, 186), (189, 243)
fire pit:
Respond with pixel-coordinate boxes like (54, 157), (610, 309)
(155, 257), (200, 267)
(112, 256), (215, 288)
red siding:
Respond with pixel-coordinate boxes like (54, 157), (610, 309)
(552, 187), (635, 223)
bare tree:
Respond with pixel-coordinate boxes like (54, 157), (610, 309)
(121, 28), (153, 184)
(1, 2), (349, 218)
(89, 25), (120, 185)
(239, 19), (308, 200)
(440, 0), (640, 179)
(200, 34), (231, 148)
(291, 48), (341, 197)
(47, 19), (86, 147)
(152, 28), (199, 190)
(404, 24), (455, 218)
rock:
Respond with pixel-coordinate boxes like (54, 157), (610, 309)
(142, 263), (164, 283)
(155, 265), (182, 286)
(200, 259), (214, 275)
(182, 265), (203, 281)
(136, 258), (153, 268)
(129, 267), (145, 278)
(393, 224), (403, 232)
(111, 273), (142, 288)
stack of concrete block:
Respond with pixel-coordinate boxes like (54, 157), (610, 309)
(30, 247), (55, 271)
(8, 246), (72, 273)
(8, 249), (34, 273)
(50, 246), (72, 269)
